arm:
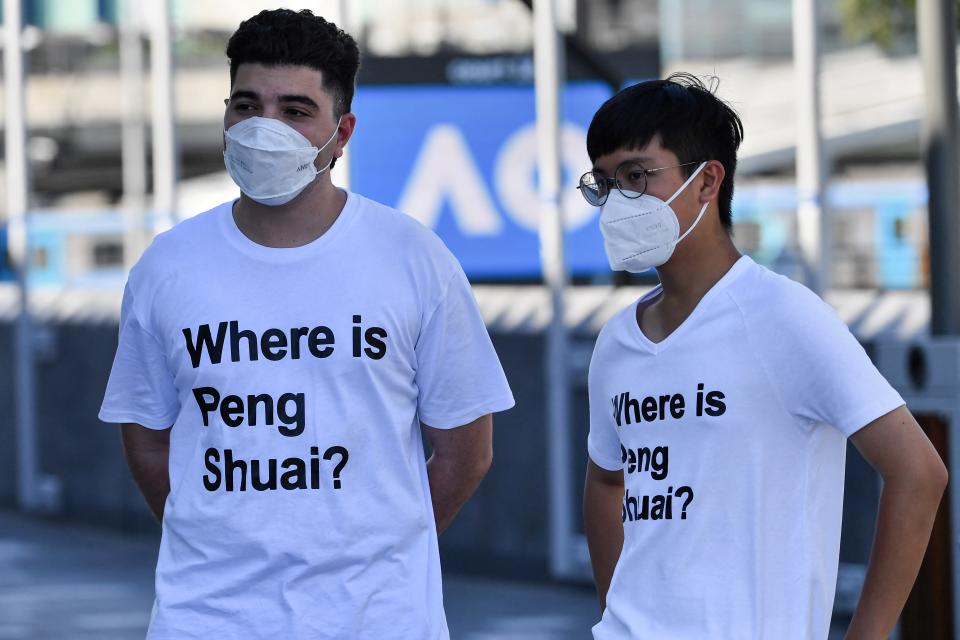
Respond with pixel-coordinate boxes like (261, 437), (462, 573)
(583, 458), (625, 613)
(422, 414), (494, 535)
(119, 423), (172, 522)
(845, 406), (948, 639)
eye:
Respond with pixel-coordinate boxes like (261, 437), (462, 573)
(285, 108), (309, 118)
(617, 168), (645, 184)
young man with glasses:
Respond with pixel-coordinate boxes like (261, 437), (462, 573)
(581, 73), (947, 639)
(99, 9), (513, 638)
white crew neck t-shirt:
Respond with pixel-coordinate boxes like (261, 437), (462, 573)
(587, 256), (904, 640)
(99, 191), (515, 639)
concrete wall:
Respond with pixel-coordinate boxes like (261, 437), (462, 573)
(0, 322), (159, 531)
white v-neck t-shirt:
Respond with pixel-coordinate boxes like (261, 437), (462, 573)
(99, 191), (514, 639)
(587, 256), (903, 640)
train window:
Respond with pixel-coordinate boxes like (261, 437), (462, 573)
(32, 246), (48, 269)
(93, 241), (123, 267)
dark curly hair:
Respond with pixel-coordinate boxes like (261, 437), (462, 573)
(226, 9), (360, 118)
(586, 73), (744, 231)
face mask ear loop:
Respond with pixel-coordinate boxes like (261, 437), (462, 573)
(664, 161), (708, 207)
(315, 157), (334, 176)
(673, 201), (710, 247)
(314, 116), (342, 175)
(321, 116), (342, 151)
(664, 161), (710, 248)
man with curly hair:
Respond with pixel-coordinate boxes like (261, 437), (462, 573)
(100, 9), (513, 638)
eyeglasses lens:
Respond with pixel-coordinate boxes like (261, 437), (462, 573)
(579, 172), (607, 206)
(614, 163), (647, 198)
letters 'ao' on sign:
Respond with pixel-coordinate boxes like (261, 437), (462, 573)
(350, 83), (613, 278)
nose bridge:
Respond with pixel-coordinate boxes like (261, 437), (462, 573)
(257, 94), (282, 119)
(260, 103), (282, 119)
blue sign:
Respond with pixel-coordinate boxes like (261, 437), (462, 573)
(0, 227), (9, 281)
(350, 83), (612, 278)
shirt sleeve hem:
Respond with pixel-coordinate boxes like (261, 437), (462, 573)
(836, 396), (906, 438)
(98, 409), (177, 430)
(587, 444), (622, 472)
(418, 394), (516, 429)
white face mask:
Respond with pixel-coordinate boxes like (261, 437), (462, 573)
(223, 116), (341, 207)
(599, 161), (709, 273)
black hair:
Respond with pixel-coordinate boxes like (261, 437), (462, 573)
(586, 73), (744, 231)
(226, 9), (360, 119)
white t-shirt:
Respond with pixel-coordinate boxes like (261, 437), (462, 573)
(99, 191), (515, 640)
(587, 256), (903, 640)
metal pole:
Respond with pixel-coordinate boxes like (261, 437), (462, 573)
(149, 0), (177, 233)
(659, 0), (686, 66)
(533, 0), (573, 579)
(328, 0), (351, 192)
(792, 0), (829, 294)
(4, 0), (40, 512)
(917, 2), (960, 637)
(121, 0), (147, 267)
(919, 0), (960, 336)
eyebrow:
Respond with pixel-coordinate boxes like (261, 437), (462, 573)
(278, 94), (320, 109)
(229, 90), (259, 102)
(228, 90), (320, 109)
(592, 156), (658, 174)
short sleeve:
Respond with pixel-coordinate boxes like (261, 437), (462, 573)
(587, 324), (623, 471)
(98, 283), (180, 429)
(587, 331), (624, 471)
(414, 267), (515, 428)
(744, 281), (904, 437)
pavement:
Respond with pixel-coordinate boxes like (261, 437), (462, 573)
(0, 510), (599, 640)
(0, 510), (850, 639)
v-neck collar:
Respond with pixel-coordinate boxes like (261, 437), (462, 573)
(629, 255), (753, 355)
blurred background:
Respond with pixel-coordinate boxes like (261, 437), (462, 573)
(0, 0), (957, 638)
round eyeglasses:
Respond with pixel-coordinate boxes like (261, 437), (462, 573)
(577, 160), (703, 207)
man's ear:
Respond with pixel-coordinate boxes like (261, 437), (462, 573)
(698, 160), (725, 203)
(333, 112), (357, 159)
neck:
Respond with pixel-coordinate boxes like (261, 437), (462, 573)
(233, 176), (347, 249)
(654, 226), (742, 307)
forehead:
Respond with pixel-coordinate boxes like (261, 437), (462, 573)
(592, 136), (678, 172)
(231, 63), (329, 101)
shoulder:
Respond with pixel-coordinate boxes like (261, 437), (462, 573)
(128, 201), (230, 292)
(350, 192), (461, 273)
(588, 300), (641, 393)
(139, 201), (227, 261)
(593, 297), (640, 359)
(725, 261), (856, 365)
(353, 193), (451, 249)
(726, 260), (836, 328)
